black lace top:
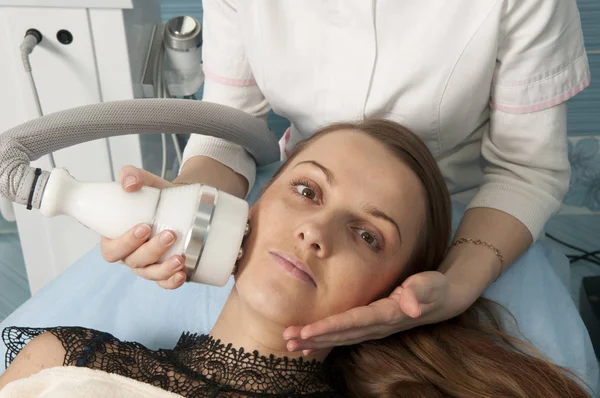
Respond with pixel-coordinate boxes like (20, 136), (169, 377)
(2, 327), (342, 397)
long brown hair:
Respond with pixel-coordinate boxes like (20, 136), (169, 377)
(273, 119), (590, 397)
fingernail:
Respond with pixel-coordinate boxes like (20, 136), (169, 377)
(160, 231), (175, 246)
(123, 176), (137, 188)
(286, 341), (295, 352)
(170, 257), (182, 270)
(134, 224), (151, 238)
(174, 273), (185, 284)
(302, 350), (312, 356)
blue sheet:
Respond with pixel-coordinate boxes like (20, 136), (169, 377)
(1, 162), (597, 393)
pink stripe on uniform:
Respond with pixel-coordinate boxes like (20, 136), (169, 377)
(490, 75), (591, 114)
(203, 66), (257, 87)
(279, 127), (292, 160)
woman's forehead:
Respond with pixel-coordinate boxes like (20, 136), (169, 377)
(293, 130), (411, 183)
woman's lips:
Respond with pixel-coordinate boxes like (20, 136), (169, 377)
(269, 251), (317, 288)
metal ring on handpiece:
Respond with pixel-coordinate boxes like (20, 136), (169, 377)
(183, 186), (218, 281)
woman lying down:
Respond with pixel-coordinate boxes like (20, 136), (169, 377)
(0, 120), (590, 397)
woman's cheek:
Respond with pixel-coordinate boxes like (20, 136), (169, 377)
(328, 266), (377, 307)
(349, 265), (394, 303)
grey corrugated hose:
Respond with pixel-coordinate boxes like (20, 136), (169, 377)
(0, 98), (279, 209)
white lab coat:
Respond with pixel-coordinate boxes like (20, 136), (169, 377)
(183, 0), (590, 239)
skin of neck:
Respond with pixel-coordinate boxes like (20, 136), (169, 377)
(210, 286), (331, 362)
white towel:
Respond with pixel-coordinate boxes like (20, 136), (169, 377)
(0, 366), (183, 397)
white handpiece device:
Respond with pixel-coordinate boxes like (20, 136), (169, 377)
(38, 169), (248, 287)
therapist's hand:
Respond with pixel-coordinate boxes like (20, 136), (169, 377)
(100, 166), (187, 290)
(283, 271), (468, 354)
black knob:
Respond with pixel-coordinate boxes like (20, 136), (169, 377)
(56, 30), (73, 45)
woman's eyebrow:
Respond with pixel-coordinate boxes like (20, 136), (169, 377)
(294, 160), (335, 185)
(363, 204), (403, 245)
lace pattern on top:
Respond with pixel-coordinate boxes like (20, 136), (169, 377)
(2, 327), (341, 397)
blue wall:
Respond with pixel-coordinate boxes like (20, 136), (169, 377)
(160, 0), (202, 22)
(568, 1), (599, 137)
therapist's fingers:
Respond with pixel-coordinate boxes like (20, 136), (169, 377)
(156, 271), (187, 290)
(286, 324), (393, 352)
(100, 224), (152, 263)
(119, 165), (172, 192)
(287, 300), (397, 340)
(123, 230), (177, 269)
(130, 255), (184, 281)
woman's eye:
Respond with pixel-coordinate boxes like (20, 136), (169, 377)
(360, 231), (375, 244)
(357, 229), (382, 251)
(295, 185), (319, 202)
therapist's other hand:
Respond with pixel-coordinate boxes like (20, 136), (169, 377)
(283, 271), (466, 354)
(100, 166), (187, 290)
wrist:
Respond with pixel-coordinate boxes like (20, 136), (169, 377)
(176, 156), (248, 198)
(440, 244), (501, 306)
(441, 237), (503, 279)
(449, 238), (504, 280)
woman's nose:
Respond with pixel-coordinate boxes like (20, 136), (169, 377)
(295, 222), (331, 257)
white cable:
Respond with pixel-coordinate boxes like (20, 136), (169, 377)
(20, 34), (37, 73)
(164, 80), (183, 170)
(153, 38), (168, 179)
(161, 133), (168, 180)
(26, 72), (43, 117)
(161, 65), (182, 178)
(20, 31), (56, 169)
(171, 134), (183, 168)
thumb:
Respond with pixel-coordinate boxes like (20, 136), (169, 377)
(398, 274), (436, 318)
(398, 286), (422, 319)
(402, 272), (441, 304)
(119, 166), (172, 192)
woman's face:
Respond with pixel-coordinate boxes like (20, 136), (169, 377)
(235, 130), (427, 327)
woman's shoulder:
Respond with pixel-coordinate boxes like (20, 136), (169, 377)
(2, 326), (176, 387)
(0, 327), (66, 389)
(2, 326), (163, 370)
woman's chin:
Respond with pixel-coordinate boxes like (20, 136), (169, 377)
(235, 273), (320, 327)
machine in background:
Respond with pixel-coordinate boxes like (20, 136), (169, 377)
(0, 0), (205, 294)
